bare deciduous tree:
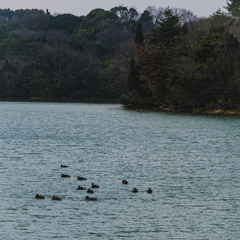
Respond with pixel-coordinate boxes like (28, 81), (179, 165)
(145, 6), (198, 24)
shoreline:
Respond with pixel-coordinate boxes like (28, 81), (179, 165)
(195, 109), (240, 115)
(1, 98), (240, 115)
(124, 105), (240, 116)
(0, 97), (120, 104)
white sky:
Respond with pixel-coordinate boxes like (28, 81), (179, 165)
(0, 0), (227, 17)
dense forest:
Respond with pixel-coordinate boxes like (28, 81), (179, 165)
(0, 6), (170, 99)
(122, 1), (240, 113)
(0, 2), (240, 112)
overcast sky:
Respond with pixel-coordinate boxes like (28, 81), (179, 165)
(1, 0), (227, 17)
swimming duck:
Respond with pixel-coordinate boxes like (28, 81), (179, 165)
(85, 196), (97, 201)
(132, 188), (138, 193)
(122, 180), (128, 184)
(91, 183), (99, 188)
(147, 188), (152, 193)
(61, 164), (68, 168)
(61, 174), (70, 178)
(35, 194), (45, 199)
(77, 186), (86, 190)
(52, 196), (62, 201)
(77, 176), (86, 180)
(87, 188), (94, 194)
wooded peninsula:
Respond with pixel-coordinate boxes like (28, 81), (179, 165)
(0, 1), (240, 113)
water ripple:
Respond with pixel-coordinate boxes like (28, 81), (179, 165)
(0, 102), (240, 239)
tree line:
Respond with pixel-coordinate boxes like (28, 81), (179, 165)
(121, 2), (240, 112)
(1, 3), (240, 113)
(0, 6), (197, 100)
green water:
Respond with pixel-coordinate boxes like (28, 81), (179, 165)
(0, 102), (240, 239)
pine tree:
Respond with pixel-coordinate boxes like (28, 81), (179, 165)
(210, 9), (232, 27)
(226, 0), (240, 16)
(134, 22), (144, 45)
(127, 58), (140, 90)
(42, 35), (47, 43)
(147, 7), (181, 46)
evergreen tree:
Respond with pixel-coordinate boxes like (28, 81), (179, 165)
(147, 7), (181, 46)
(226, 0), (240, 16)
(210, 9), (232, 27)
(138, 11), (154, 32)
(42, 35), (47, 43)
(134, 22), (144, 45)
(0, 23), (7, 41)
(127, 57), (140, 90)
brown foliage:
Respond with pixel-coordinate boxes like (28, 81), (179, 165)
(138, 45), (165, 99)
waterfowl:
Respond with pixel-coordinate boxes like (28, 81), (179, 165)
(87, 188), (94, 194)
(122, 180), (128, 184)
(35, 194), (45, 199)
(132, 188), (138, 193)
(85, 196), (97, 201)
(52, 196), (62, 201)
(61, 164), (68, 168)
(77, 176), (86, 180)
(91, 183), (99, 188)
(147, 188), (152, 193)
(77, 186), (86, 190)
(61, 174), (70, 178)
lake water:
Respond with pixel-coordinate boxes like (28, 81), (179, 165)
(0, 102), (240, 239)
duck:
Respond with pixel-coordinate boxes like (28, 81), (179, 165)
(147, 188), (152, 193)
(77, 186), (86, 190)
(87, 188), (94, 194)
(61, 164), (68, 168)
(61, 174), (70, 178)
(132, 188), (138, 193)
(35, 194), (45, 199)
(85, 196), (97, 201)
(77, 176), (86, 180)
(52, 196), (62, 201)
(91, 183), (99, 188)
(122, 180), (128, 184)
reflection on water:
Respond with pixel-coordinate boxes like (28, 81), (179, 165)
(0, 102), (240, 239)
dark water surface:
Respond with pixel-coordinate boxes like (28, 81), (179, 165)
(0, 102), (240, 239)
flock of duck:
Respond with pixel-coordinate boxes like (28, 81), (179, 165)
(35, 164), (152, 201)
